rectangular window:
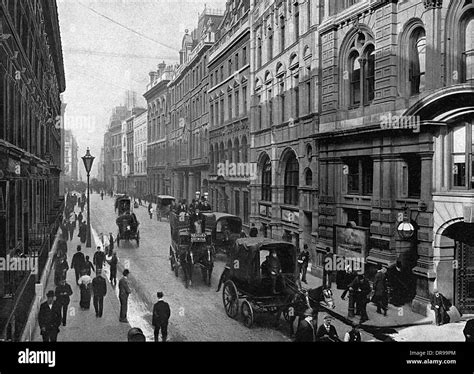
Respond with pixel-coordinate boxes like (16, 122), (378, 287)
(268, 34), (273, 61)
(242, 86), (248, 114)
(235, 53), (239, 71)
(280, 21), (285, 52)
(220, 98), (224, 124)
(403, 154), (422, 198)
(235, 89), (240, 117)
(294, 11), (300, 39)
(452, 125), (469, 188)
(346, 158), (373, 195)
(257, 39), (262, 68)
(268, 90), (273, 127)
(228, 94), (233, 120)
(345, 208), (371, 228)
(243, 47), (247, 66)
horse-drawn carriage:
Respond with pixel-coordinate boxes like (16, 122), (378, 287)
(206, 213), (242, 254)
(218, 237), (336, 330)
(169, 211), (216, 288)
(115, 195), (140, 247)
(156, 195), (175, 221)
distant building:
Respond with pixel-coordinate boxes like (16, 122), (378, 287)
(133, 110), (148, 197)
(62, 130), (79, 183)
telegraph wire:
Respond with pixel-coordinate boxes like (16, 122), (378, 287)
(76, 1), (179, 52)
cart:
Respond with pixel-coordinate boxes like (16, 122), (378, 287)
(156, 195), (175, 221)
(219, 238), (300, 328)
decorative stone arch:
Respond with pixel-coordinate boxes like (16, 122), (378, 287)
(234, 137), (240, 163)
(255, 77), (263, 92)
(275, 61), (286, 78)
(445, 0), (474, 85)
(289, 52), (299, 70)
(264, 70), (273, 85)
(338, 24), (375, 108)
(397, 17), (426, 97)
(277, 146), (299, 178)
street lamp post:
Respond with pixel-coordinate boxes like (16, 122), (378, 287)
(82, 148), (95, 248)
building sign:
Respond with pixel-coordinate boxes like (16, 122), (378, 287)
(335, 224), (369, 258)
(281, 208), (299, 225)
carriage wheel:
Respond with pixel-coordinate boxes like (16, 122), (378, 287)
(241, 300), (254, 328)
(223, 281), (239, 319)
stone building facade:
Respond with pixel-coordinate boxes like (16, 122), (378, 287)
(208, 0), (251, 226)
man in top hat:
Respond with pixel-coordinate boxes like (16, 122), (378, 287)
(316, 315), (340, 342)
(38, 291), (62, 342)
(294, 308), (316, 342)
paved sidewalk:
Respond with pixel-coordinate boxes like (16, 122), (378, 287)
(33, 206), (131, 342)
(301, 267), (472, 341)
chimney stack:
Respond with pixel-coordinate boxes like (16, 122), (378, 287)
(149, 71), (157, 84)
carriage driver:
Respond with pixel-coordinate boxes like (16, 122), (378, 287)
(189, 207), (206, 234)
(269, 250), (283, 294)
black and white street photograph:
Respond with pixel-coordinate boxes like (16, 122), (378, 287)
(0, 0), (474, 371)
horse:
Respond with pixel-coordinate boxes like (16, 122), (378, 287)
(286, 286), (336, 337)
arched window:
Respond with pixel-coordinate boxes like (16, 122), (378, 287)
(241, 136), (248, 163)
(284, 152), (299, 206)
(462, 16), (474, 83)
(234, 138), (240, 163)
(261, 155), (272, 201)
(409, 28), (426, 95)
(349, 52), (361, 107)
(210, 145), (214, 173)
(343, 30), (375, 108)
(305, 168), (313, 186)
(364, 45), (375, 104)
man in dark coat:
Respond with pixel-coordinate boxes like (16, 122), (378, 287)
(93, 247), (106, 273)
(249, 223), (258, 238)
(430, 289), (452, 326)
(118, 269), (131, 322)
(463, 319), (474, 342)
(55, 279), (73, 326)
(92, 269), (107, 318)
(268, 250), (282, 294)
(189, 207), (206, 234)
(54, 256), (69, 286)
(83, 255), (95, 276)
(298, 244), (311, 284)
(108, 252), (118, 286)
(38, 291), (62, 342)
(152, 291), (171, 342)
(349, 273), (372, 323)
(316, 315), (340, 342)
(294, 308), (316, 342)
(71, 245), (86, 284)
(372, 264), (388, 316)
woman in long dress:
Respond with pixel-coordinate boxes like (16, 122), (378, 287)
(78, 270), (92, 310)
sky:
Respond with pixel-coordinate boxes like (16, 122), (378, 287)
(57, 0), (224, 179)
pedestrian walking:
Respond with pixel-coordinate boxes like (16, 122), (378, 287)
(349, 273), (372, 323)
(249, 223), (258, 237)
(38, 291), (62, 342)
(54, 255), (69, 286)
(108, 251), (118, 286)
(78, 270), (92, 310)
(152, 291), (171, 342)
(315, 315), (340, 342)
(119, 269), (131, 322)
(92, 269), (107, 318)
(55, 279), (73, 326)
(148, 203), (154, 219)
(294, 308), (316, 342)
(463, 319), (474, 342)
(298, 244), (310, 284)
(71, 245), (86, 284)
(343, 324), (362, 342)
(101, 191), (104, 200)
(83, 255), (95, 276)
(61, 220), (69, 241)
(108, 232), (115, 254)
(372, 264), (388, 316)
(78, 221), (87, 244)
(430, 289), (451, 326)
(77, 211), (83, 226)
(93, 246), (106, 273)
